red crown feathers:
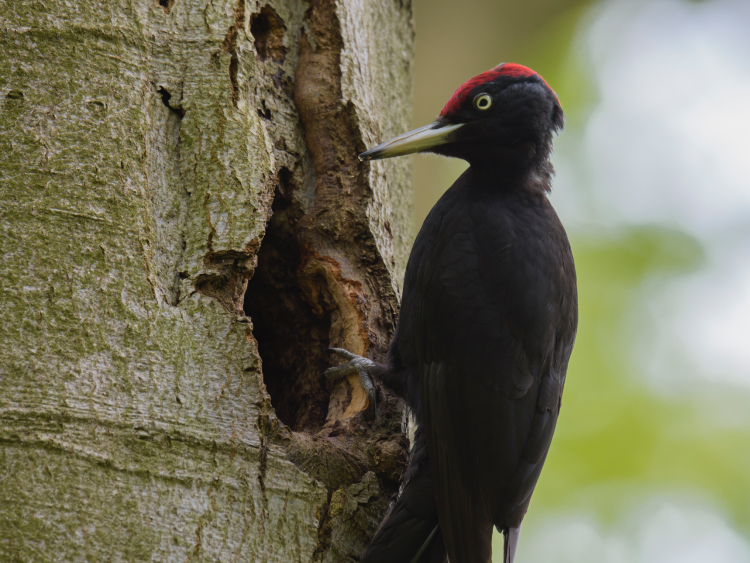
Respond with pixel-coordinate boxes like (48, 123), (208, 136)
(440, 63), (552, 117)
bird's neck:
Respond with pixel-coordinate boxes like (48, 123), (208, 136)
(465, 130), (555, 195)
(468, 154), (554, 197)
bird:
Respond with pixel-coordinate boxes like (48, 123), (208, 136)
(325, 63), (578, 563)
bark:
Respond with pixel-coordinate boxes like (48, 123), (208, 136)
(0, 0), (414, 561)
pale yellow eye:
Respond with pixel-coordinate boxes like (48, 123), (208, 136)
(474, 93), (492, 110)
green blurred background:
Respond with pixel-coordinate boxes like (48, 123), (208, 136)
(408, 0), (750, 560)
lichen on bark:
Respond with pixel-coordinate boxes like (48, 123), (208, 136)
(0, 0), (414, 561)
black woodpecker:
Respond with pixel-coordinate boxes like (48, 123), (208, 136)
(325, 63), (578, 563)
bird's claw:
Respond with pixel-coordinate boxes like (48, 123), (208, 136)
(325, 348), (377, 419)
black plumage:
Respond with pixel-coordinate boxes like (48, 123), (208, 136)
(328, 63), (577, 563)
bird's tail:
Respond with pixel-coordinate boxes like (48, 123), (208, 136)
(361, 429), (447, 563)
(503, 526), (521, 563)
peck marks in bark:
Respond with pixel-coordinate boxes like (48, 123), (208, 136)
(195, 247), (258, 315)
(250, 6), (287, 64)
(221, 0), (246, 109)
(292, 0), (399, 422)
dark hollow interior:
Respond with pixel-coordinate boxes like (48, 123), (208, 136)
(243, 174), (332, 431)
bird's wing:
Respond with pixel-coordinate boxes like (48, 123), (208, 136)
(412, 200), (574, 563)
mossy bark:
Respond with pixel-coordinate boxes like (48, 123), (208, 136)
(0, 0), (414, 561)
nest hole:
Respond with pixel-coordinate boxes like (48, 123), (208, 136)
(244, 170), (331, 431)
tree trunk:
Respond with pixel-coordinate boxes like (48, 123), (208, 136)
(0, 0), (414, 561)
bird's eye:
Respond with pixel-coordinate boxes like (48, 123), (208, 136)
(474, 93), (492, 111)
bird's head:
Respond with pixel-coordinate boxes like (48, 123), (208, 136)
(360, 63), (563, 169)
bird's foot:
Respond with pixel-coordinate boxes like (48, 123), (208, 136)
(325, 348), (377, 419)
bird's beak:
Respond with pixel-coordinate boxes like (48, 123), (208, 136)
(359, 122), (463, 161)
